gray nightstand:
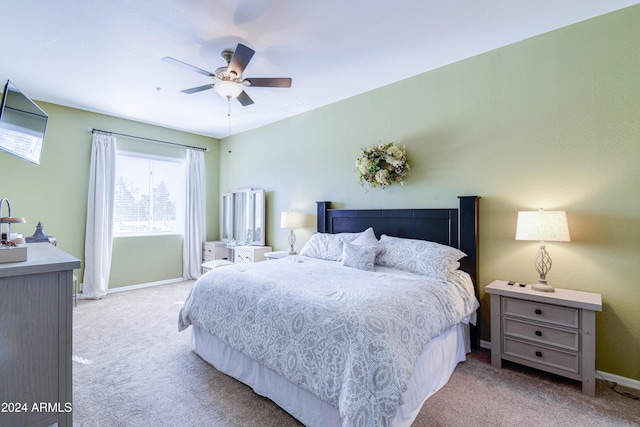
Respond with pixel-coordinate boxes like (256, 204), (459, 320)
(486, 280), (602, 396)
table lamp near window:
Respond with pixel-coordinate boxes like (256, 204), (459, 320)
(515, 209), (570, 292)
(280, 211), (303, 254)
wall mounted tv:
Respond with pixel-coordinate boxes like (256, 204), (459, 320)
(0, 80), (48, 164)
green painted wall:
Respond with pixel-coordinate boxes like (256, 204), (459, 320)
(220, 6), (640, 380)
(0, 102), (220, 288)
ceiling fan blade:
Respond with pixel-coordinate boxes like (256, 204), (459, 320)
(245, 77), (292, 88)
(163, 57), (214, 77)
(228, 43), (255, 78)
(236, 91), (254, 106)
(181, 84), (215, 94)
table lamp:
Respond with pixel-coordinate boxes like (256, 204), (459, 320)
(280, 211), (303, 254)
(515, 209), (570, 292)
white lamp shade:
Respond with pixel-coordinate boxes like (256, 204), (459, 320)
(214, 81), (243, 99)
(515, 210), (570, 242)
(280, 211), (303, 229)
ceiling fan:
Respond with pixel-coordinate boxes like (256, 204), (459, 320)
(163, 43), (292, 106)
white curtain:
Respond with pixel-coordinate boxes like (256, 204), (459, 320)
(82, 132), (116, 299)
(183, 148), (206, 279)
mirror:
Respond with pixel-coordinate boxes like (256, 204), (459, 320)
(220, 188), (265, 246)
(249, 189), (264, 244)
(233, 190), (248, 243)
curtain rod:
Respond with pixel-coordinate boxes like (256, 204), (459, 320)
(90, 128), (208, 152)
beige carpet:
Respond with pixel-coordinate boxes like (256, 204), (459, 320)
(72, 281), (639, 427)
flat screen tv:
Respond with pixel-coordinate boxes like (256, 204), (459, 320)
(0, 80), (48, 164)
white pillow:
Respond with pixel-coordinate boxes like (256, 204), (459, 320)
(350, 227), (379, 247)
(299, 231), (362, 261)
(341, 242), (376, 271)
(376, 235), (466, 279)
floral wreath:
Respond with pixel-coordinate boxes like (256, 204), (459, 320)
(355, 141), (410, 190)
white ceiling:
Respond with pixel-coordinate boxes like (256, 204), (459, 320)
(1, 0), (638, 139)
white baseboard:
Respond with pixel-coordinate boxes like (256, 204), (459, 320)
(107, 277), (186, 293)
(478, 340), (639, 391)
(77, 277), (187, 298)
(596, 370), (640, 391)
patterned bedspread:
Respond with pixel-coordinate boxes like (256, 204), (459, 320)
(178, 256), (479, 426)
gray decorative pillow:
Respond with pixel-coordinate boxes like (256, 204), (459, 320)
(299, 231), (362, 261)
(341, 242), (377, 271)
(376, 234), (466, 279)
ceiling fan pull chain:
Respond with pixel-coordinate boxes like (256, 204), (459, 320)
(227, 99), (232, 137)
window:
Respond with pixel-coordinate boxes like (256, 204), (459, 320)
(114, 151), (185, 236)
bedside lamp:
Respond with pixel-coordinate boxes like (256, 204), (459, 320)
(515, 209), (570, 292)
(280, 211), (303, 254)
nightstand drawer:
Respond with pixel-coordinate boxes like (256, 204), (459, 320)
(202, 241), (231, 262)
(202, 242), (217, 257)
(503, 317), (579, 351)
(233, 245), (272, 263)
(503, 337), (580, 374)
(503, 297), (579, 328)
(234, 249), (253, 264)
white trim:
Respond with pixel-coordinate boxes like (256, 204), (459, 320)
(107, 277), (185, 293)
(113, 232), (183, 238)
(77, 277), (186, 297)
(596, 370), (640, 391)
(116, 149), (186, 163)
(480, 340), (639, 391)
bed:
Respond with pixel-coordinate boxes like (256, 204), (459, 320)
(179, 196), (480, 426)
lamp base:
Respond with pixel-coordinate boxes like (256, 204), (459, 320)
(287, 229), (296, 255)
(532, 282), (555, 292)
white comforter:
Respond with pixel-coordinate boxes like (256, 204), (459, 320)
(178, 256), (478, 427)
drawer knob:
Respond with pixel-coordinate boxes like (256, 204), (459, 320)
(535, 330), (542, 337)
(535, 351), (543, 358)
(535, 309), (542, 315)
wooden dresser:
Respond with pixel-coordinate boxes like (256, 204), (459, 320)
(486, 280), (602, 396)
(0, 243), (81, 427)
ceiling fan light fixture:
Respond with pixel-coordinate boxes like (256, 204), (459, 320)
(165, 43), (291, 107)
(214, 81), (243, 99)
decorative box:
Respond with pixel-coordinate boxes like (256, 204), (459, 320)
(0, 246), (27, 263)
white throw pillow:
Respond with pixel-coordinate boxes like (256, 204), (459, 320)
(299, 231), (362, 261)
(341, 242), (377, 271)
(350, 227), (379, 247)
(376, 235), (466, 279)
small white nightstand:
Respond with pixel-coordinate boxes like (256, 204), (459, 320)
(486, 280), (602, 396)
(264, 251), (292, 260)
